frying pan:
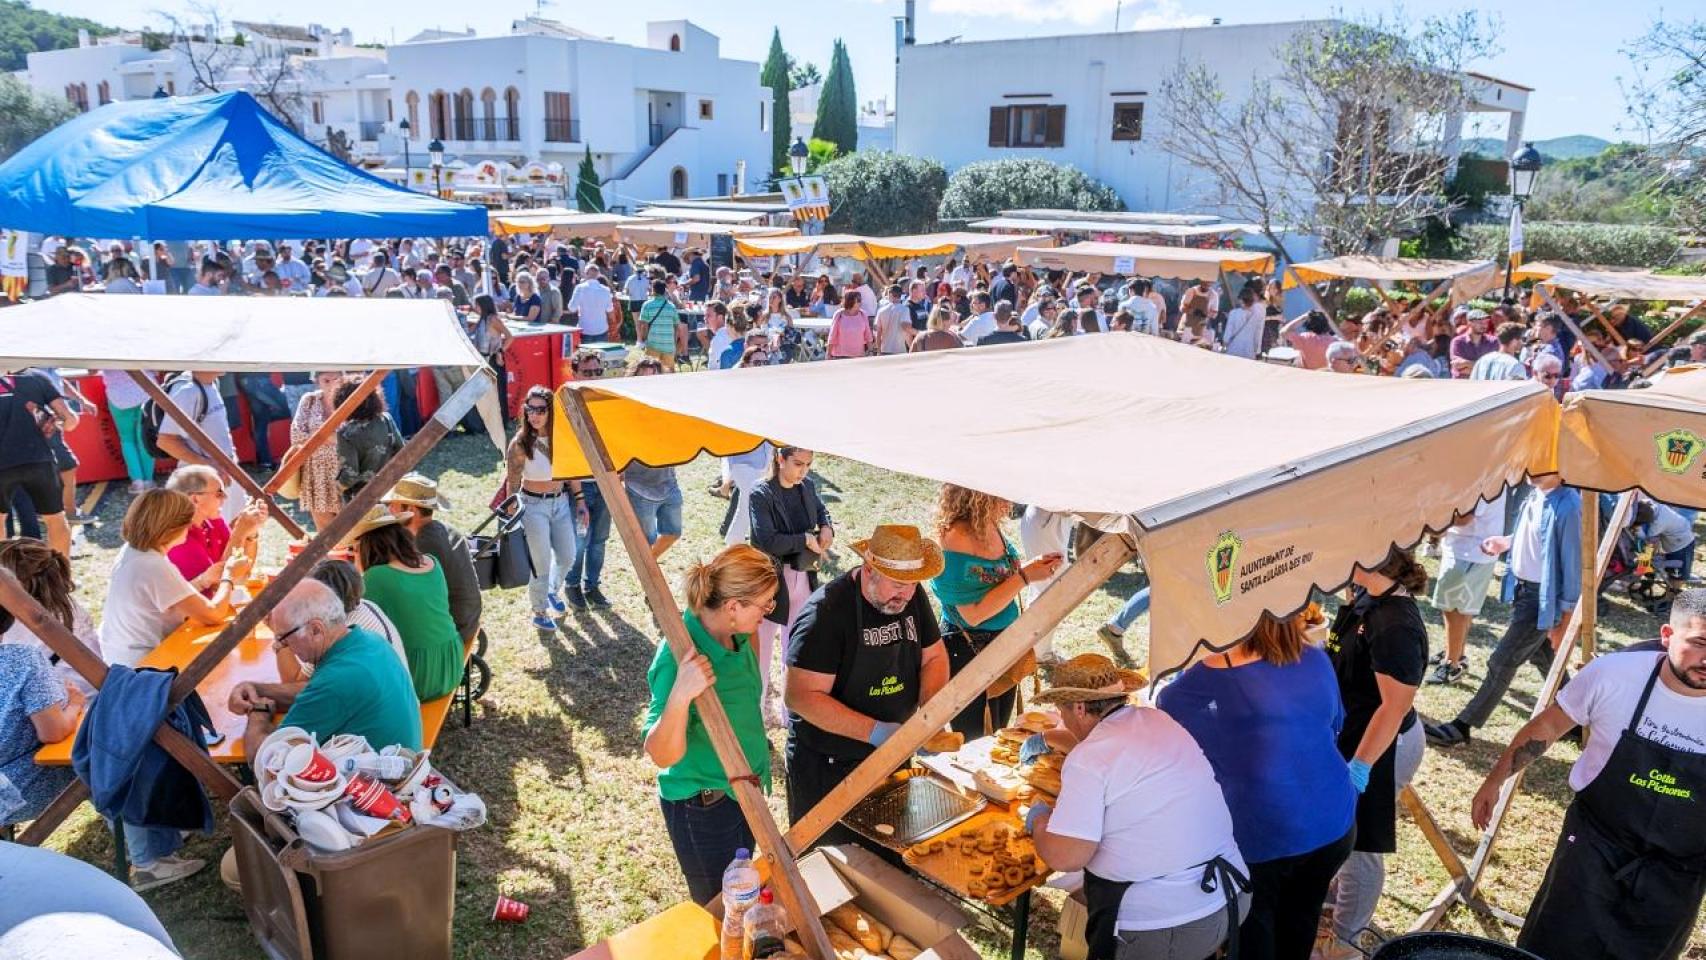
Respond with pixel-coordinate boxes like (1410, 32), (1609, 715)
(1368, 932), (1542, 960)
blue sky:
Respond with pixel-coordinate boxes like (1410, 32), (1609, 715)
(48, 0), (1674, 141)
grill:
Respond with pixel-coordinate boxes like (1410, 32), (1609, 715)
(843, 775), (985, 851)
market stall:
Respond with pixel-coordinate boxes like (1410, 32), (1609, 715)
(968, 212), (1261, 244)
(1282, 254), (1500, 312)
(550, 334), (1557, 956)
(487, 208), (643, 240)
(1014, 240), (1272, 282)
(0, 295), (494, 867)
(613, 220), (798, 249)
(1512, 263), (1706, 374)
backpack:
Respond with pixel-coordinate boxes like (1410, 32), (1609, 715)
(141, 374), (211, 459)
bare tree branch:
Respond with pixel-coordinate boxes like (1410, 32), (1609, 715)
(154, 2), (305, 131)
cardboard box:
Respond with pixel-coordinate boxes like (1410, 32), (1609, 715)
(799, 844), (977, 959)
(1058, 889), (1088, 960)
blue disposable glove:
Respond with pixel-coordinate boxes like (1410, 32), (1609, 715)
(1019, 733), (1051, 765)
(1024, 801), (1053, 835)
(867, 720), (901, 747)
(1348, 758), (1371, 794)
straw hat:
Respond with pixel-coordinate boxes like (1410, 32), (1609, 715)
(1032, 653), (1148, 705)
(338, 506), (410, 548)
(380, 474), (450, 511)
(850, 524), (944, 583)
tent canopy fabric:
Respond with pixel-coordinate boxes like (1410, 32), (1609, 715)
(1559, 365), (1706, 510)
(637, 206), (775, 224)
(615, 221), (797, 247)
(0, 92), (487, 240)
(732, 232), (1053, 262)
(0, 294), (483, 373)
(1281, 256), (1499, 289)
(553, 335), (1556, 676)
(1512, 263), (1706, 302)
(488, 208), (641, 238)
(970, 216), (1262, 239)
(1015, 241), (1274, 281)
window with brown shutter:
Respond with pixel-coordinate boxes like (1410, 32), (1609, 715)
(1043, 105), (1066, 147)
(1112, 102), (1143, 141)
(988, 106), (1010, 147)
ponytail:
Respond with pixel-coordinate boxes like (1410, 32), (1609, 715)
(1376, 547), (1429, 595)
(684, 544), (778, 611)
(766, 445), (804, 482)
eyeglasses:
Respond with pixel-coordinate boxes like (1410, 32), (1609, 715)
(193, 486), (229, 500)
(524, 404), (551, 414)
(272, 622), (307, 648)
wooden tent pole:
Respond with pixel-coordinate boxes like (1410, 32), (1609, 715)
(1581, 301), (1627, 348)
(1640, 301), (1706, 378)
(1539, 288), (1613, 371)
(785, 532), (1137, 851)
(558, 386), (836, 960)
(128, 372), (305, 539)
(262, 369), (388, 496)
(1579, 492), (1600, 665)
(1461, 490), (1634, 899)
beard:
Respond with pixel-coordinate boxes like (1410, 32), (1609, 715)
(1667, 658), (1706, 691)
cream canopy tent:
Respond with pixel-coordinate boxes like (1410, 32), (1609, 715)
(1282, 255), (1501, 301)
(1558, 365), (1706, 510)
(487, 208), (643, 239)
(552, 334), (1557, 677)
(1015, 241), (1274, 282)
(636, 206), (776, 224)
(614, 220), (797, 247)
(971, 215), (1261, 240)
(1512, 263), (1706, 302)
(734, 231), (1052, 263)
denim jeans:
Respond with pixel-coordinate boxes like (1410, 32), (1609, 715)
(122, 820), (184, 867)
(519, 492), (579, 613)
(1109, 585), (1152, 632)
(659, 792), (754, 905)
(235, 374), (290, 465)
(630, 487), (684, 544)
(1457, 580), (1560, 729)
(567, 484), (609, 591)
(381, 371), (421, 439)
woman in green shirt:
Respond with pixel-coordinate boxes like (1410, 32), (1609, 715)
(349, 508), (464, 701)
(643, 543), (778, 903)
(930, 483), (1063, 739)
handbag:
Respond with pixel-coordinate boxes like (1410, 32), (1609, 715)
(468, 495), (533, 591)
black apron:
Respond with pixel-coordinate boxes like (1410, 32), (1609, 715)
(790, 573), (926, 764)
(1326, 589), (1416, 853)
(1083, 858), (1249, 960)
(1518, 658), (1706, 960)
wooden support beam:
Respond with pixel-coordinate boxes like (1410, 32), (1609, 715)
(1539, 289), (1613, 372)
(786, 532), (1137, 852)
(1579, 493), (1600, 666)
(558, 385), (836, 960)
(1462, 491), (1635, 898)
(16, 780), (89, 847)
(262, 369), (388, 496)
(1640, 301), (1706, 378)
(1400, 784), (1470, 885)
(129, 372), (305, 540)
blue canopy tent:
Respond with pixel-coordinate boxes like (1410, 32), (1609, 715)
(0, 91), (487, 239)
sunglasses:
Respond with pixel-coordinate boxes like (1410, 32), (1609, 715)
(524, 403), (551, 414)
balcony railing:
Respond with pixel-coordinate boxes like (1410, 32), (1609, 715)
(648, 122), (664, 146)
(545, 118), (580, 143)
(358, 120), (385, 141)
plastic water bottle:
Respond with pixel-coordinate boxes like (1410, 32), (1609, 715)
(720, 848), (761, 960)
(743, 887), (788, 959)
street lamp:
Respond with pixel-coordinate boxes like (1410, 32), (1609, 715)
(1503, 141), (1544, 299)
(429, 139), (445, 198)
(399, 118), (412, 188)
(788, 136), (809, 176)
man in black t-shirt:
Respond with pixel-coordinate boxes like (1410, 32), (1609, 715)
(785, 525), (950, 848)
(0, 368), (78, 556)
(905, 280), (931, 331)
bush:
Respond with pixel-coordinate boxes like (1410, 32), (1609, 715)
(820, 152), (947, 236)
(937, 158), (1124, 221)
(1455, 222), (1681, 268)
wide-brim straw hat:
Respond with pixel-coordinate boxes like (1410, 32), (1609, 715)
(380, 474), (450, 511)
(339, 506), (410, 548)
(850, 524), (944, 583)
(1033, 653), (1148, 705)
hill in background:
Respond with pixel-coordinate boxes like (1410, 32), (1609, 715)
(0, 0), (117, 72)
(1463, 134), (1614, 161)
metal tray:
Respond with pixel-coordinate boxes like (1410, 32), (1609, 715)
(899, 809), (1049, 907)
(843, 775), (986, 850)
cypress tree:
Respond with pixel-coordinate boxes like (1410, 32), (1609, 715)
(575, 145), (604, 212)
(760, 29), (792, 178)
(812, 39), (858, 154)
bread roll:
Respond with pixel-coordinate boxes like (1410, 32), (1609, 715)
(828, 904), (885, 954)
(923, 729), (964, 753)
(826, 925), (869, 959)
(888, 934), (922, 960)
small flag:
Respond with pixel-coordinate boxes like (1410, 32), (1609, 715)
(1508, 204), (1524, 272)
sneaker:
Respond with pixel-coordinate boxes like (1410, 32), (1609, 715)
(131, 854), (206, 892)
(1097, 625), (1134, 668)
(67, 511), (98, 526)
(564, 585), (587, 610)
(545, 592), (567, 615)
(1427, 649), (1445, 666)
(1425, 658), (1467, 685)
(127, 480), (149, 495)
(1424, 719), (1472, 748)
(584, 586), (612, 608)
(531, 613), (558, 631)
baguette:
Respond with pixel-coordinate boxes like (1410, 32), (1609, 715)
(827, 904), (886, 954)
(826, 926), (870, 959)
(888, 934), (922, 960)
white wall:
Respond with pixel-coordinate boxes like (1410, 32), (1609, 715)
(896, 21), (1333, 213)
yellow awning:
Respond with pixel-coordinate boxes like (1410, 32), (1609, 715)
(1515, 263), (1706, 302)
(488, 208), (640, 239)
(554, 335), (1556, 677)
(1281, 255), (1498, 289)
(615, 221), (798, 248)
(1015, 241), (1273, 282)
(734, 232), (1054, 262)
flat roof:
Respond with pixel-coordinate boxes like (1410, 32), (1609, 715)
(1466, 71), (1534, 93)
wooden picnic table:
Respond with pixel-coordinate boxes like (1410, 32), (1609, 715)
(36, 616), (465, 767)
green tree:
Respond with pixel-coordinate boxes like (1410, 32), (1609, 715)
(0, 73), (75, 162)
(760, 29), (792, 179)
(575, 146), (604, 213)
(787, 57), (820, 89)
(937, 157), (1124, 221)
(812, 39), (857, 154)
(0, 1), (115, 71)
(806, 137), (839, 173)
(820, 151), (946, 235)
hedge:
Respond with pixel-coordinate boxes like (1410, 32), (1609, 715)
(1454, 222), (1681, 269)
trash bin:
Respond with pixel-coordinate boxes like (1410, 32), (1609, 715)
(229, 787), (457, 960)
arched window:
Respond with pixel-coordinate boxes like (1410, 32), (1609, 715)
(480, 88), (496, 140)
(670, 166), (688, 199)
(503, 86), (520, 140)
(429, 90), (448, 140)
(405, 92), (420, 138)
(669, 34), (681, 51)
(453, 89), (474, 139)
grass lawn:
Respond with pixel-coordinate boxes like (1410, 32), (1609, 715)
(44, 432), (1706, 959)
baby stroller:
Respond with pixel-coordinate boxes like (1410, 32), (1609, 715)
(1603, 502), (1688, 616)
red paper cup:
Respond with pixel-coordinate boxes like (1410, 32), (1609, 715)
(284, 743), (337, 784)
(342, 773), (412, 822)
(491, 895), (530, 923)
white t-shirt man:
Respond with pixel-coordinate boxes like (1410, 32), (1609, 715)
(1471, 350), (1527, 381)
(567, 279), (614, 337)
(959, 311), (997, 345)
(623, 271), (650, 302)
(1221, 303), (1266, 359)
(1557, 650), (1706, 791)
(1507, 487), (1547, 583)
(99, 547), (197, 668)
(359, 265), (402, 298)
(1047, 705), (1246, 933)
(273, 255), (311, 292)
(1121, 296), (1161, 335)
(854, 283), (879, 318)
(1441, 494), (1507, 563)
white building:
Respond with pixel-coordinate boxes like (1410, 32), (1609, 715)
(385, 17), (773, 209)
(895, 20), (1531, 214)
(789, 82), (895, 154)
(21, 16), (773, 209)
